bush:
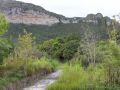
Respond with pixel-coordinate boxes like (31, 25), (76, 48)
(25, 57), (56, 76)
(47, 63), (107, 90)
(0, 13), (12, 64)
(39, 35), (80, 61)
(0, 13), (8, 35)
(0, 38), (13, 64)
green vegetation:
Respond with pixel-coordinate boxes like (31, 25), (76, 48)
(6, 21), (113, 42)
(0, 18), (60, 88)
(38, 34), (80, 61)
(0, 13), (120, 90)
(47, 18), (120, 89)
(48, 63), (120, 90)
(0, 13), (13, 64)
(0, 38), (13, 64)
(47, 39), (120, 90)
(47, 64), (106, 90)
(0, 13), (8, 35)
(0, 57), (59, 88)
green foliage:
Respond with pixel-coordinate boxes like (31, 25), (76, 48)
(55, 25), (120, 89)
(62, 40), (79, 60)
(47, 63), (109, 90)
(76, 39), (120, 86)
(101, 41), (120, 85)
(0, 13), (11, 64)
(116, 30), (120, 43)
(5, 30), (36, 62)
(6, 22), (110, 42)
(0, 13), (8, 35)
(77, 30), (102, 67)
(0, 38), (13, 64)
(39, 35), (80, 61)
(0, 77), (20, 88)
(0, 56), (59, 88)
(0, 13), (120, 89)
(97, 40), (120, 65)
(0, 30), (60, 88)
(25, 57), (58, 76)
(17, 30), (36, 60)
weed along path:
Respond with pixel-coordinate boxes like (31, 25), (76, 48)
(23, 70), (62, 90)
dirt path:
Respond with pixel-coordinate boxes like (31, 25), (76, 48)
(23, 70), (62, 90)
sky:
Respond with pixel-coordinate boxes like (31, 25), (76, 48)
(17, 0), (120, 18)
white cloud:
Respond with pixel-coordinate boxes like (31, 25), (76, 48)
(17, 0), (120, 17)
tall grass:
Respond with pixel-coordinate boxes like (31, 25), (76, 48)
(0, 31), (61, 88)
(25, 57), (60, 76)
(47, 63), (119, 90)
(0, 57), (60, 88)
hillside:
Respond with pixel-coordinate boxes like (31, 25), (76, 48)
(6, 22), (112, 42)
(0, 1), (120, 90)
(0, 0), (112, 25)
(0, 0), (119, 42)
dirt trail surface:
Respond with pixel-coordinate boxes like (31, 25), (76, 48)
(23, 70), (62, 90)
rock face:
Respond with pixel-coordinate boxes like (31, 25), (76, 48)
(0, 0), (112, 26)
(0, 0), (62, 25)
(5, 8), (60, 25)
(84, 13), (103, 24)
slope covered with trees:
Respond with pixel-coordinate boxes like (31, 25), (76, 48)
(6, 21), (117, 43)
(0, 4), (120, 89)
(0, 13), (59, 89)
(47, 22), (120, 90)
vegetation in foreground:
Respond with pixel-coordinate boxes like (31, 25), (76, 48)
(0, 57), (59, 88)
(47, 40), (120, 90)
(47, 63), (120, 90)
(47, 17), (120, 90)
(0, 14), (60, 88)
(0, 13), (120, 90)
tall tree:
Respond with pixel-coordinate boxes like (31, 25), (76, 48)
(0, 13), (8, 35)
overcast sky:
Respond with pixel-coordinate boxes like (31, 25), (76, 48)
(17, 0), (119, 18)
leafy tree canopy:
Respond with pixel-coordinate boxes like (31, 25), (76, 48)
(39, 34), (80, 61)
(0, 13), (8, 35)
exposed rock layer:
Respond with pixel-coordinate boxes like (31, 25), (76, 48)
(0, 0), (112, 26)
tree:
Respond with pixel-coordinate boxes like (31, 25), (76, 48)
(15, 30), (36, 60)
(77, 29), (99, 67)
(0, 38), (13, 64)
(0, 13), (12, 64)
(0, 13), (8, 35)
(39, 35), (80, 61)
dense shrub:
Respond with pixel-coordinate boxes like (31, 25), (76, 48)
(47, 63), (108, 90)
(25, 57), (58, 76)
(39, 35), (80, 61)
(0, 38), (13, 64)
(0, 13), (13, 64)
(0, 13), (8, 35)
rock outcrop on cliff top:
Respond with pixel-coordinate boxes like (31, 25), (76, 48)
(0, 0), (112, 26)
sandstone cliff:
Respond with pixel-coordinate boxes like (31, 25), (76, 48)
(0, 0), (112, 26)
